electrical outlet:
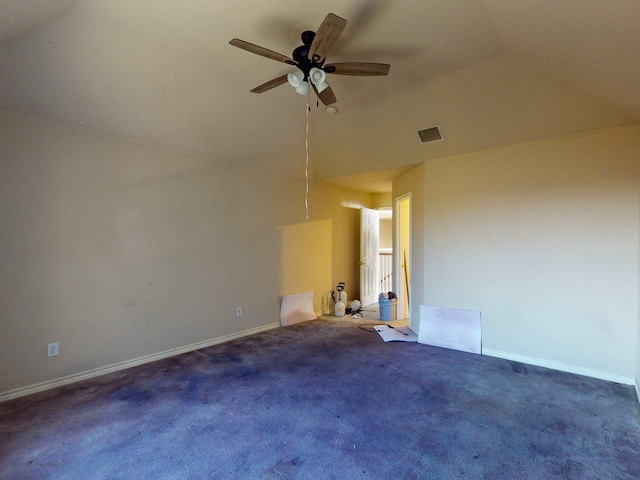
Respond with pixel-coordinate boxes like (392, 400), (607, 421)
(47, 342), (59, 357)
(236, 307), (242, 317)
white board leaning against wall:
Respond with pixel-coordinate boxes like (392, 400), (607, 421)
(418, 305), (482, 354)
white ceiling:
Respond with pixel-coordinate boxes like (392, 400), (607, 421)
(1, 0), (638, 192)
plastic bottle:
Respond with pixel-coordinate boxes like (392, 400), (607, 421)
(336, 285), (347, 308)
(335, 300), (346, 317)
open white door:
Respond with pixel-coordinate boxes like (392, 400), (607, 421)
(360, 208), (380, 307)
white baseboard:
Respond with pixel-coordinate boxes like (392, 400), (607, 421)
(482, 348), (636, 386)
(0, 322), (280, 403)
(635, 380), (640, 406)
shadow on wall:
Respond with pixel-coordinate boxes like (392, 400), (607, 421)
(278, 219), (332, 315)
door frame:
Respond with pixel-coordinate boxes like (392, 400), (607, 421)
(394, 193), (411, 321)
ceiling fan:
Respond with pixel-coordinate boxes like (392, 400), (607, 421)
(229, 13), (390, 105)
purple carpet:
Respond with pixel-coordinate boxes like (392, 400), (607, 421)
(1, 319), (639, 479)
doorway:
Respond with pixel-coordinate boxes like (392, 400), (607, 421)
(378, 209), (393, 295)
(395, 194), (411, 321)
(359, 207), (393, 309)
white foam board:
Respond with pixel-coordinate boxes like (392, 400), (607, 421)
(280, 292), (316, 326)
(418, 305), (482, 354)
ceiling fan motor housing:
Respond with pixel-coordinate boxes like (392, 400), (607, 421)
(292, 38), (324, 79)
(301, 30), (315, 46)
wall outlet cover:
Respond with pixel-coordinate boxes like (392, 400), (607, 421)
(47, 342), (59, 357)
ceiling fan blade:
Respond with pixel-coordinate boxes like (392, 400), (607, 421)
(229, 38), (295, 65)
(312, 84), (337, 105)
(324, 62), (390, 76)
(250, 75), (289, 94)
(308, 13), (347, 63)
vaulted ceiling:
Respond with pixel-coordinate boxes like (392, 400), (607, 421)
(1, 0), (638, 192)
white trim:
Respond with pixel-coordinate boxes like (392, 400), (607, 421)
(635, 380), (640, 406)
(0, 322), (280, 403)
(482, 348), (636, 385)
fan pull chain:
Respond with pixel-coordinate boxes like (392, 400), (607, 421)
(305, 91), (310, 219)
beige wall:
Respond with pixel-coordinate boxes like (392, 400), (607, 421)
(0, 110), (371, 395)
(379, 218), (392, 249)
(280, 182), (372, 314)
(372, 193), (392, 209)
(2, 107), (637, 395)
(396, 126), (640, 381)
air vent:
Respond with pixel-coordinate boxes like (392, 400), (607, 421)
(417, 125), (444, 144)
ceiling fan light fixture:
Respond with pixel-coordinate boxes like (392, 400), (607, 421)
(287, 70), (309, 95)
(295, 81), (309, 95)
(309, 67), (329, 93)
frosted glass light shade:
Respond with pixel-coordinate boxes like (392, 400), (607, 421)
(287, 71), (309, 95)
(309, 67), (329, 93)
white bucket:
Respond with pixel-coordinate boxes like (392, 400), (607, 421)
(379, 299), (397, 321)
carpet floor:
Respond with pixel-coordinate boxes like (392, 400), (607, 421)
(1, 319), (639, 479)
